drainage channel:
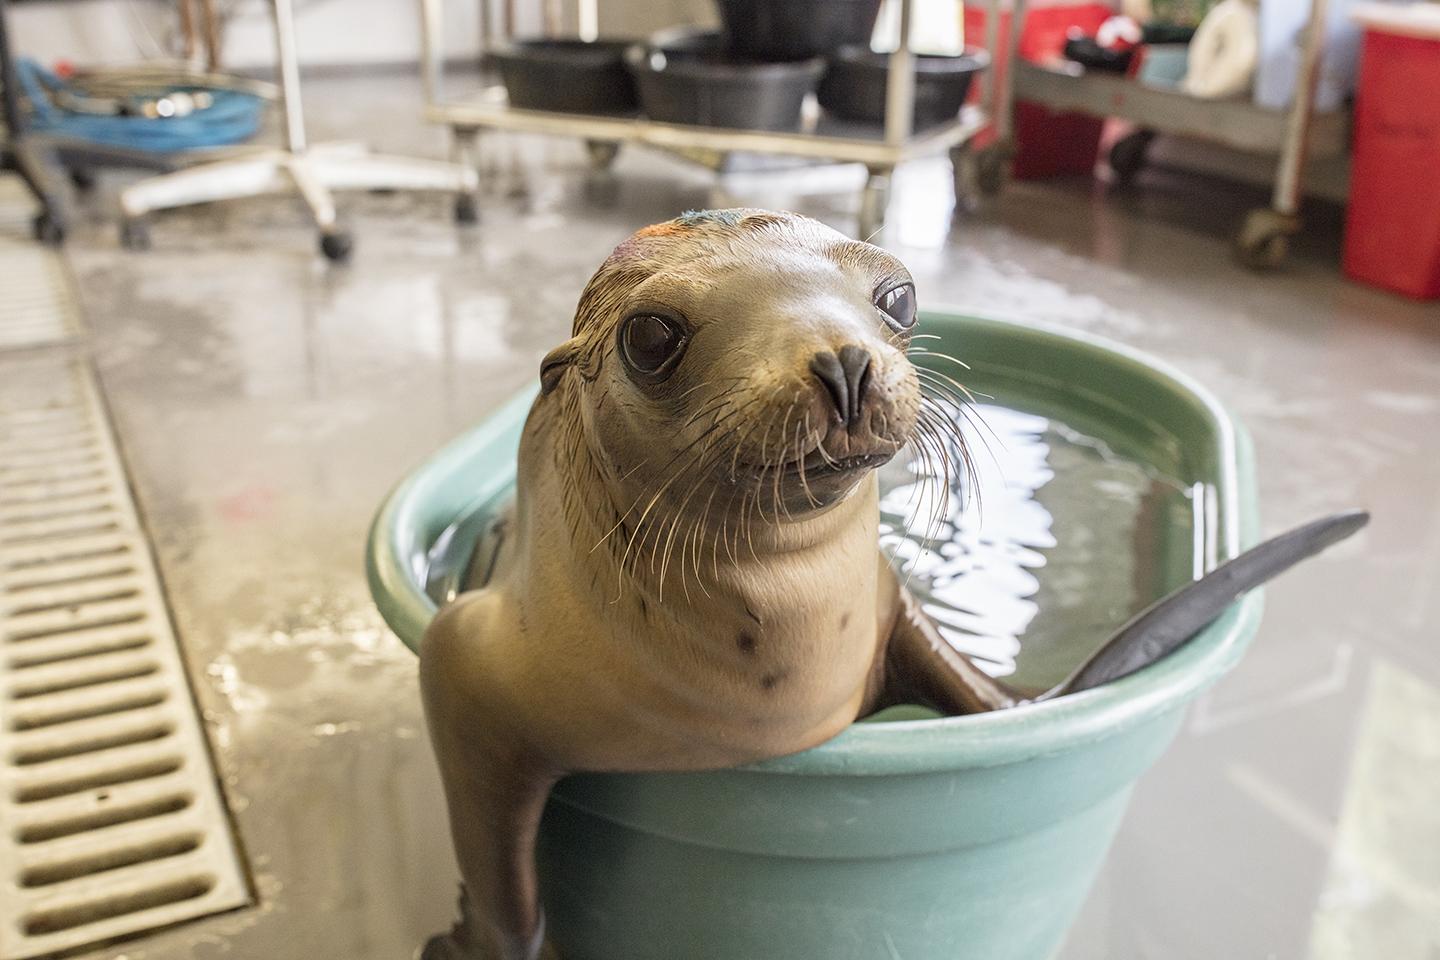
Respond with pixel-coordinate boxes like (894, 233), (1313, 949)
(0, 187), (251, 959)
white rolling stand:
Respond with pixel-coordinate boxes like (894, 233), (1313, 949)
(119, 0), (480, 261)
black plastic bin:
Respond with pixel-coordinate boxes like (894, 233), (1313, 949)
(818, 46), (990, 129)
(489, 39), (639, 115)
(716, 0), (883, 61)
(626, 34), (824, 132)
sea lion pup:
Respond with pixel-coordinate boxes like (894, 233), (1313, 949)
(420, 209), (1009, 960)
(419, 209), (1371, 960)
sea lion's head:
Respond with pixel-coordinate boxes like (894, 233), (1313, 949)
(542, 209), (931, 532)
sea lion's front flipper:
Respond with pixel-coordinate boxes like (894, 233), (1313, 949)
(421, 599), (560, 960)
(1046, 509), (1370, 700)
(877, 560), (1019, 715)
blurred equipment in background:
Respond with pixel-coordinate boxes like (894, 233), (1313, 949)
(3, 0), (271, 246)
(1012, 0), (1346, 270)
(16, 59), (268, 151)
(1342, 2), (1440, 300)
(1180, 0), (1258, 98)
(0, 0), (64, 242)
(118, 0), (478, 261)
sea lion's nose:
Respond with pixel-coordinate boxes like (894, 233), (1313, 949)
(810, 345), (873, 428)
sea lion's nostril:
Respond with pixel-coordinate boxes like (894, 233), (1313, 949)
(838, 345), (872, 426)
(811, 346), (873, 427)
(810, 350), (848, 425)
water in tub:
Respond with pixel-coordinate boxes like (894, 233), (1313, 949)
(877, 400), (1199, 693)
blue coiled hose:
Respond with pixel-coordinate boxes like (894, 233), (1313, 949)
(16, 58), (266, 152)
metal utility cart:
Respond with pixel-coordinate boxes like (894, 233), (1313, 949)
(419, 0), (1019, 238)
(1009, 0), (1346, 269)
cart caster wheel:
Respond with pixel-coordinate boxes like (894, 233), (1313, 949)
(119, 218), (150, 251)
(320, 230), (354, 262)
(32, 212), (64, 246)
(1108, 129), (1155, 187)
(858, 169), (892, 239)
(950, 145), (981, 213)
(584, 139), (621, 171)
(454, 193), (479, 225)
(68, 168), (97, 192)
(976, 149), (1008, 197)
(1235, 208), (1298, 271)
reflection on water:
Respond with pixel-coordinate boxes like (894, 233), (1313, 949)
(427, 402), (1202, 691)
(879, 403), (1200, 688)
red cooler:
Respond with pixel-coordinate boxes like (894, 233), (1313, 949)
(1343, 4), (1440, 300)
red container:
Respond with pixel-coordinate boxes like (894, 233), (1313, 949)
(1343, 20), (1440, 300)
(964, 3), (1111, 179)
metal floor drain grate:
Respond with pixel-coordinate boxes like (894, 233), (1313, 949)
(0, 352), (250, 960)
(0, 177), (82, 352)
(0, 176), (35, 236)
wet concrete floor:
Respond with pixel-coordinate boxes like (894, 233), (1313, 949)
(26, 72), (1440, 959)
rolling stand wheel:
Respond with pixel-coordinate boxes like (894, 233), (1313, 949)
(1108, 129), (1155, 187)
(119, 217), (151, 251)
(320, 229), (354, 262)
(32, 211), (64, 246)
(973, 143), (1011, 198)
(68, 168), (97, 192)
(950, 144), (981, 213)
(584, 140), (621, 171)
(454, 193), (479, 225)
(1235, 208), (1299, 271)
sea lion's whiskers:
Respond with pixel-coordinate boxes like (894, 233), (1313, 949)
(655, 442), (730, 598)
(596, 396), (759, 558)
(914, 375), (985, 486)
(899, 416), (953, 593)
(910, 358), (979, 404)
(916, 404), (977, 545)
(688, 485), (720, 599)
(905, 346), (973, 373)
(615, 404), (755, 592)
(813, 435), (838, 468)
(920, 393), (982, 503)
(727, 383), (787, 480)
(910, 415), (953, 539)
(643, 401), (759, 580)
(751, 402), (788, 524)
(643, 390), (775, 590)
(796, 414), (820, 509)
(671, 374), (746, 403)
(770, 396), (801, 522)
(907, 357), (1003, 462)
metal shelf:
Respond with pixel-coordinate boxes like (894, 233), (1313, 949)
(425, 91), (989, 169)
(419, 0), (1011, 237)
(1014, 61), (1347, 159)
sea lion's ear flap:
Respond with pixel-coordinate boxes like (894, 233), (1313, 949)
(540, 339), (582, 395)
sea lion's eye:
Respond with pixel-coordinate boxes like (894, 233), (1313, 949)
(619, 313), (688, 379)
(875, 282), (917, 331)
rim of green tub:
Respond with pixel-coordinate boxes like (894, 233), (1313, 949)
(367, 311), (1262, 776)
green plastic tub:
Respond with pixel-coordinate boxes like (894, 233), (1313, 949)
(367, 311), (1262, 960)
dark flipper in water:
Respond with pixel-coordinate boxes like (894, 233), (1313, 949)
(1041, 509), (1370, 701)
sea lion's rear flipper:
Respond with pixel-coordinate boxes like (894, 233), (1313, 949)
(1046, 509), (1370, 700)
(877, 563), (1019, 715)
